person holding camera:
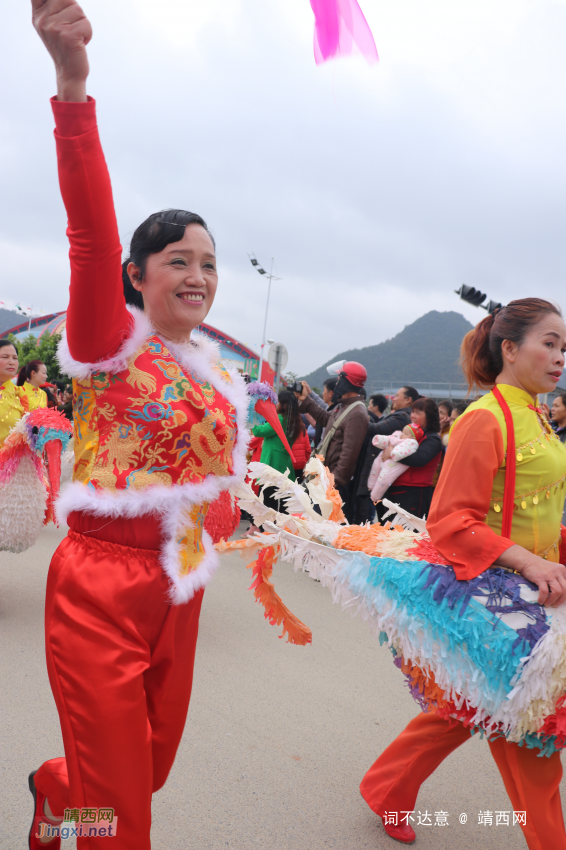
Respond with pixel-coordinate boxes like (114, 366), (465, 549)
(295, 362), (369, 521)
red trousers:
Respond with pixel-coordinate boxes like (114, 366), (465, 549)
(34, 514), (204, 849)
(360, 711), (566, 850)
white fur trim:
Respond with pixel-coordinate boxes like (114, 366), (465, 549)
(55, 314), (251, 603)
(57, 306), (152, 380)
(161, 520), (219, 605)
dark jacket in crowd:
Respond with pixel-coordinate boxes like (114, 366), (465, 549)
(299, 394), (369, 487)
(395, 431), (443, 486)
(553, 423), (566, 444)
(378, 430), (443, 520)
(354, 406), (412, 498)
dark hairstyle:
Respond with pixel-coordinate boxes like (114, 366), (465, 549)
(452, 399), (472, 416)
(461, 298), (562, 391)
(278, 389), (304, 446)
(17, 359), (45, 387)
(323, 376), (339, 391)
(358, 387), (367, 400)
(369, 393), (388, 414)
(122, 209), (216, 309)
(401, 385), (420, 404)
(438, 399), (453, 416)
(412, 397), (440, 433)
(0, 339), (17, 351)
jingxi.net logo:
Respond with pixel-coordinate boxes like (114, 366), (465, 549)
(36, 807), (118, 840)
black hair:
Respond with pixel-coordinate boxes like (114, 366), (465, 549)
(278, 389), (303, 446)
(438, 399), (453, 416)
(17, 359), (45, 387)
(369, 393), (388, 414)
(323, 376), (339, 391)
(401, 386), (420, 404)
(452, 399), (472, 416)
(122, 209), (216, 308)
(359, 387), (367, 400)
(412, 397), (441, 433)
(0, 339), (17, 351)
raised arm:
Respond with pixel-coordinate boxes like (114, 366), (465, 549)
(32, 0), (131, 363)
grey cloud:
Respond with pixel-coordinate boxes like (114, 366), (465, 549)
(2, 1), (566, 374)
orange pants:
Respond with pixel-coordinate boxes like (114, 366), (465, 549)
(34, 518), (204, 850)
(360, 712), (566, 850)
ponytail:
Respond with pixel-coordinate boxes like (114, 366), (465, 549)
(16, 359), (45, 387)
(460, 298), (562, 392)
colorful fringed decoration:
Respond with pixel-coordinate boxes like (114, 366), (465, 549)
(204, 489), (241, 544)
(273, 527), (566, 756)
(0, 407), (73, 553)
(248, 545), (312, 646)
(226, 458), (566, 753)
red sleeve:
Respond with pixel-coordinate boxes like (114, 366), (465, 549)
(427, 409), (514, 580)
(51, 97), (131, 363)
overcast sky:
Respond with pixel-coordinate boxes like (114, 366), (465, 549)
(2, 0), (566, 375)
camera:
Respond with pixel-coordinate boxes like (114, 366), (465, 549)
(290, 381), (304, 394)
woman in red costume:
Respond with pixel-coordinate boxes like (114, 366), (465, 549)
(28, 2), (250, 848)
(360, 299), (566, 848)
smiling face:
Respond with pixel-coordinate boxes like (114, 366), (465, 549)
(0, 345), (18, 385)
(129, 224), (218, 342)
(410, 407), (427, 430)
(499, 313), (566, 398)
(391, 388), (410, 411)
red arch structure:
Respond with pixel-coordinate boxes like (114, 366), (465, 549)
(4, 312), (274, 382)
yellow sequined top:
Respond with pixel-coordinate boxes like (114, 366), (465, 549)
(0, 381), (27, 447)
(429, 384), (566, 579)
(20, 382), (48, 412)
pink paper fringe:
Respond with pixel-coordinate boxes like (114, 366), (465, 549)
(310, 0), (378, 65)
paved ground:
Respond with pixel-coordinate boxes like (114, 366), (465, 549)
(2, 522), (562, 849)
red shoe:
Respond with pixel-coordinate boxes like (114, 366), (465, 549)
(28, 770), (62, 849)
(382, 819), (416, 844)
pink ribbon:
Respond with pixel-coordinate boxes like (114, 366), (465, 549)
(310, 0), (378, 65)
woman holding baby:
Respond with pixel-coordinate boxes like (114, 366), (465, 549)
(375, 397), (442, 519)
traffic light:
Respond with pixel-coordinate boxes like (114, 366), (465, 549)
(455, 285), (504, 314)
(485, 300), (503, 314)
(456, 284), (487, 307)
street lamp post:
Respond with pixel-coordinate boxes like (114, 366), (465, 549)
(249, 254), (281, 381)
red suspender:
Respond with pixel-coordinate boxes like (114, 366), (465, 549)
(491, 384), (516, 539)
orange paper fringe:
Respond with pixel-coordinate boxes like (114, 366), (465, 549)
(247, 545), (312, 646)
(332, 522), (402, 557)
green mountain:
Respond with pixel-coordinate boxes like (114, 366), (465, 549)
(0, 308), (27, 336)
(301, 310), (475, 390)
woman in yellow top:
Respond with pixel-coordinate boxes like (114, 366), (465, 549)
(0, 340), (28, 448)
(360, 298), (566, 849)
(16, 359), (48, 411)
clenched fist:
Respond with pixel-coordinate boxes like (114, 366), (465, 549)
(32, 0), (92, 101)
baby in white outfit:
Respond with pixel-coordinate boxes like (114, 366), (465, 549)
(367, 423), (425, 503)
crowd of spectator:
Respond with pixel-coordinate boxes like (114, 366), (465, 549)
(247, 364), (566, 525)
